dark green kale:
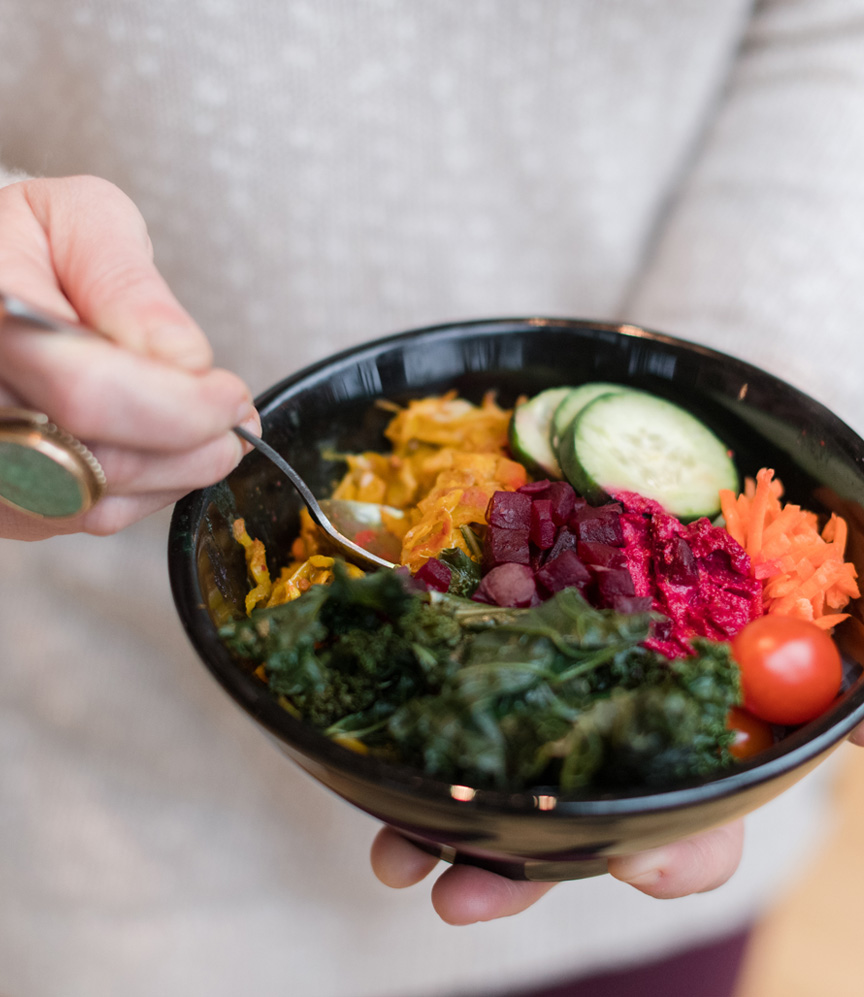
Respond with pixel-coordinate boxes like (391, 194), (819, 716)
(387, 589), (653, 788)
(546, 640), (741, 792)
(437, 547), (482, 597)
(222, 569), (742, 794)
(387, 593), (741, 791)
(220, 565), (461, 738)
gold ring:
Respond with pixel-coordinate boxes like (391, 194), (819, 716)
(0, 408), (107, 518)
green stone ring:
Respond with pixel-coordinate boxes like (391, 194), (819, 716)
(0, 408), (107, 518)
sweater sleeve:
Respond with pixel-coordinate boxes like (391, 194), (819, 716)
(623, 0), (864, 435)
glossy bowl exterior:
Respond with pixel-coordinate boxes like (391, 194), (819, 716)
(169, 318), (864, 880)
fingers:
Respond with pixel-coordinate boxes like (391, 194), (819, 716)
(430, 865), (555, 925)
(370, 827), (441, 888)
(1, 328), (254, 451)
(0, 422), (256, 539)
(848, 723), (864, 747)
(7, 177), (214, 370)
(70, 490), (193, 537)
(91, 411), (260, 496)
(0, 183), (77, 323)
(608, 820), (745, 899)
(1, 489), (185, 541)
(370, 827), (555, 925)
(0, 176), (256, 541)
(0, 176), (253, 454)
(372, 821), (744, 925)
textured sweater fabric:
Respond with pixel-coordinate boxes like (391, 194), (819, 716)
(1, 2), (863, 996)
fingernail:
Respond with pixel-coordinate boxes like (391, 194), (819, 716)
(234, 408), (261, 456)
(235, 400), (258, 427)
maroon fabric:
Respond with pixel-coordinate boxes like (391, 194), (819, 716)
(491, 927), (753, 997)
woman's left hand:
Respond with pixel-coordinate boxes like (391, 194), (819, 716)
(370, 818), (745, 924)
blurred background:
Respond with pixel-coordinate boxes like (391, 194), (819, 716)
(735, 743), (864, 997)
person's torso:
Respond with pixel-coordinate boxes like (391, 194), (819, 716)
(0, 0), (752, 390)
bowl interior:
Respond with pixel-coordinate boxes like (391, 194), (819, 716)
(169, 318), (864, 877)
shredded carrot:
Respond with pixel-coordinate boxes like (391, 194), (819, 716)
(744, 468), (775, 558)
(721, 468), (859, 629)
(812, 613), (852, 630)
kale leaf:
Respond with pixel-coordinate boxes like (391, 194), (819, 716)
(388, 590), (740, 790)
(220, 564), (461, 737)
(437, 547), (482, 597)
(222, 569), (742, 793)
(548, 640), (741, 792)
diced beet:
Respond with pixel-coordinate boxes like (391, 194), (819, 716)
(476, 484), (764, 657)
(530, 499), (557, 550)
(652, 616), (674, 642)
(413, 557), (452, 593)
(592, 565), (636, 602)
(486, 490), (533, 529)
(535, 550), (591, 595)
(609, 594), (653, 615)
(660, 537), (700, 586)
(546, 527), (579, 561)
(529, 546), (549, 573)
(546, 481), (577, 525)
(472, 562), (537, 608)
(571, 506), (625, 546)
(483, 526), (531, 568)
(571, 501), (622, 521)
(577, 541), (626, 569)
(518, 479), (554, 496)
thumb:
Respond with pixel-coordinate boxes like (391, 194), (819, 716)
(3, 176), (213, 371)
(608, 820), (745, 899)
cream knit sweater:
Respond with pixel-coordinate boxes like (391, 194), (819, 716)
(1, 2), (864, 996)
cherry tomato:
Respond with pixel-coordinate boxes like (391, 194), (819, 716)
(731, 615), (843, 726)
(726, 707), (775, 760)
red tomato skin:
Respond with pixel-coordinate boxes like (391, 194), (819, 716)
(727, 707), (775, 760)
(731, 615), (843, 726)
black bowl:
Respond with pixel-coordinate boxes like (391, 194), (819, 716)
(168, 318), (864, 881)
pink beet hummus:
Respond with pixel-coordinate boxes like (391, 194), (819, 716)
(616, 491), (763, 658)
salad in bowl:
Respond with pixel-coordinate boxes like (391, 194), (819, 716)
(169, 318), (864, 880)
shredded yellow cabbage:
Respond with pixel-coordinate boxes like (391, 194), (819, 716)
(236, 391), (526, 607)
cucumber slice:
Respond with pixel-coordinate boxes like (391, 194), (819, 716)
(550, 382), (631, 449)
(557, 390), (738, 520)
(508, 386), (573, 478)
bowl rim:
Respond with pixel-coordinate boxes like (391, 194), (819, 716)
(169, 315), (864, 818)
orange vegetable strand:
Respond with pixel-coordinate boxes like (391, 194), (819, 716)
(723, 468), (859, 630)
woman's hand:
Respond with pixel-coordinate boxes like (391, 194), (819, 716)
(373, 715), (864, 923)
(370, 820), (745, 924)
(0, 175), (257, 541)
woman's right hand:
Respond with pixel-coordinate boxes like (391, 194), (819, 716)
(0, 175), (258, 541)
